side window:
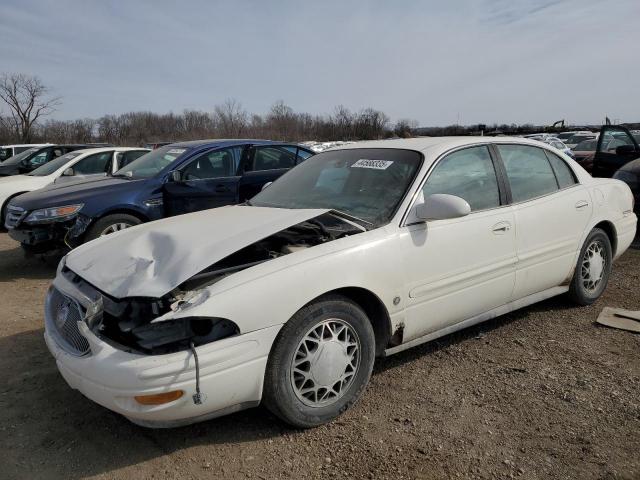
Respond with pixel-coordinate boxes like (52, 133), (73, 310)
(117, 150), (148, 168)
(422, 146), (500, 211)
(544, 150), (577, 189)
(74, 151), (113, 174)
(498, 145), (558, 202)
(182, 146), (242, 180)
(250, 146), (297, 171)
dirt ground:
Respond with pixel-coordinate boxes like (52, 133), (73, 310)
(0, 232), (638, 480)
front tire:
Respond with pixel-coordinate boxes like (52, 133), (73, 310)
(85, 213), (142, 242)
(263, 295), (375, 428)
(568, 228), (612, 305)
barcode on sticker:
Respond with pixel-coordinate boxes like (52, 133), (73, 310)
(351, 159), (394, 170)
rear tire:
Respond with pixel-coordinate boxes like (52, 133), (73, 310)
(85, 213), (142, 242)
(568, 228), (612, 305)
(263, 295), (375, 428)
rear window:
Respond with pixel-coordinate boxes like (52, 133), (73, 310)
(0, 148), (13, 161)
(498, 145), (558, 202)
(545, 151), (577, 189)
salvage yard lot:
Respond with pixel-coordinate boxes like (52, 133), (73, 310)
(0, 232), (638, 480)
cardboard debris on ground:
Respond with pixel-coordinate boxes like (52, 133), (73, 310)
(596, 307), (640, 333)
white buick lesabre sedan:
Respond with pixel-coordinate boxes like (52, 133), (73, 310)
(44, 137), (637, 428)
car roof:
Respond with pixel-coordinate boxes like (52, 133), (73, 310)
(66, 147), (149, 156)
(333, 136), (568, 153)
(168, 139), (305, 149)
(1, 143), (52, 148)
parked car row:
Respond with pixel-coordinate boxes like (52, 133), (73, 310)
(0, 144), (101, 176)
(0, 147), (150, 231)
(37, 136), (636, 429)
(3, 140), (314, 251)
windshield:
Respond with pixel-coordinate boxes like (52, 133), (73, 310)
(251, 148), (423, 226)
(1, 148), (38, 166)
(114, 146), (188, 178)
(27, 151), (83, 176)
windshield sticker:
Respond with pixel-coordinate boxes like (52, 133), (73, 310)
(167, 148), (186, 155)
(351, 159), (394, 170)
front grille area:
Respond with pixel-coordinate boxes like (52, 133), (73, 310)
(4, 205), (26, 229)
(45, 287), (91, 357)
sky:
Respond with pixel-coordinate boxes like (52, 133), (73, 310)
(0, 0), (638, 126)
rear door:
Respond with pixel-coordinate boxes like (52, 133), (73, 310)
(238, 145), (299, 201)
(496, 144), (592, 299)
(592, 126), (640, 178)
(163, 145), (245, 216)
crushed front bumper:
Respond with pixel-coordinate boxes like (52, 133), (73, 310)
(8, 214), (91, 250)
(44, 269), (282, 427)
(45, 316), (281, 428)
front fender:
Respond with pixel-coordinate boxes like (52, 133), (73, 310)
(162, 227), (406, 335)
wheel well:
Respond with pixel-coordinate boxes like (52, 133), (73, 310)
(82, 209), (149, 239)
(594, 221), (617, 256)
(96, 209), (149, 224)
(327, 287), (392, 357)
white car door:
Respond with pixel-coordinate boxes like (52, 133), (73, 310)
(496, 144), (592, 299)
(399, 145), (517, 342)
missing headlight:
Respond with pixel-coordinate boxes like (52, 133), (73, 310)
(127, 317), (239, 354)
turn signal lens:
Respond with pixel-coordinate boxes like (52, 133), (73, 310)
(134, 390), (184, 405)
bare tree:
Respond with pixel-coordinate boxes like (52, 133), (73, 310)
(267, 100), (296, 140)
(213, 98), (248, 138)
(0, 73), (61, 142)
(394, 118), (419, 138)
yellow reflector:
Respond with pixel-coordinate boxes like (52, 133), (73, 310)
(134, 390), (184, 405)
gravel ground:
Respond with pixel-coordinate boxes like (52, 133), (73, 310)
(0, 232), (638, 480)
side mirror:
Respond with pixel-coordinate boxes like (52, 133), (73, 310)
(413, 194), (471, 221)
(62, 167), (74, 176)
(170, 170), (182, 182)
(616, 144), (636, 155)
(261, 181), (273, 191)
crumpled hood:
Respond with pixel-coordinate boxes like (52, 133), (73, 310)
(65, 205), (328, 298)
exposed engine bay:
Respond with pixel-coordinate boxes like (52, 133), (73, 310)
(59, 212), (365, 355)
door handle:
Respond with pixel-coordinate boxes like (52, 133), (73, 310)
(492, 222), (511, 234)
(575, 200), (589, 209)
(215, 185), (229, 193)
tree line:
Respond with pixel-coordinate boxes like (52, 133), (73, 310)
(0, 73), (422, 145)
(1, 73), (618, 146)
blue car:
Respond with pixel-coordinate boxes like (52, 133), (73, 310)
(5, 139), (314, 252)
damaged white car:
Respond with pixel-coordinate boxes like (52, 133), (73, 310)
(44, 137), (637, 428)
